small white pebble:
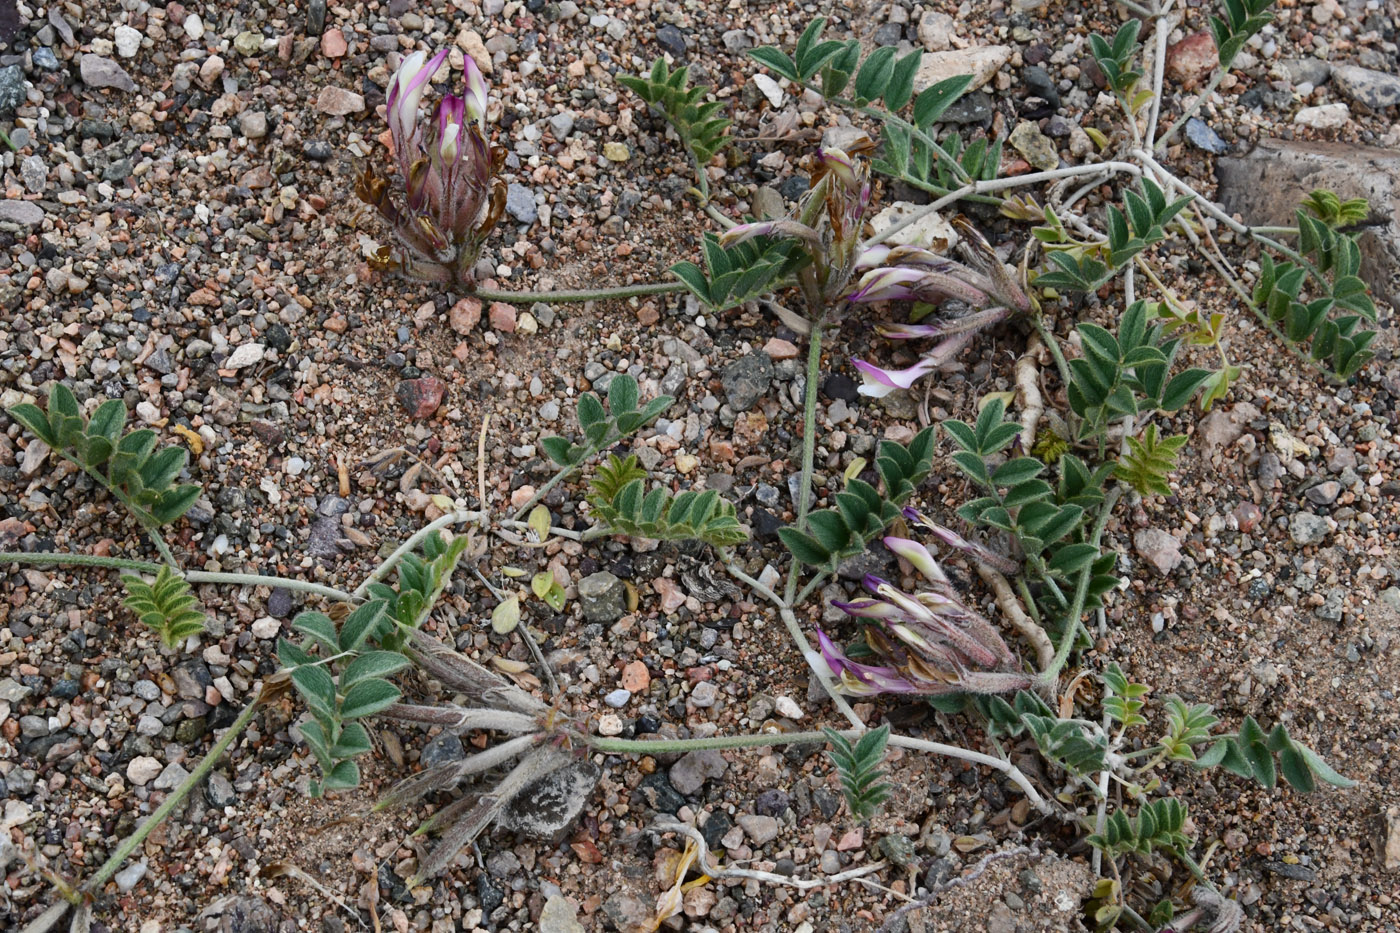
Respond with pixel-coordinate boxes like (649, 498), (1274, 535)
(251, 617), (281, 639)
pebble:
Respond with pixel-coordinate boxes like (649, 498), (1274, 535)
(918, 12), (956, 51)
(80, 54), (137, 92)
(114, 861), (148, 893)
(721, 352), (774, 411)
(773, 696), (804, 719)
(251, 617), (280, 639)
(396, 376), (447, 419)
(506, 183), (537, 224)
(621, 659), (650, 692)
(602, 142), (630, 162)
(421, 732), (465, 768)
(239, 111), (269, 140)
(548, 112), (575, 139)
(669, 749), (727, 794)
(1289, 512), (1330, 545)
(1294, 103), (1349, 129)
(915, 46), (1011, 93)
(114, 24), (142, 58)
(153, 761), (191, 790)
(1306, 481), (1341, 506)
(1166, 31), (1217, 87)
(315, 86), (366, 115)
(656, 24), (687, 57)
(1332, 64), (1400, 110)
(0, 66), (24, 114)
(184, 13), (205, 40)
(689, 681), (719, 707)
(737, 814), (780, 845)
(577, 571), (625, 623)
(603, 688), (632, 708)
(1185, 118), (1228, 154)
(206, 772), (237, 808)
(0, 200), (44, 227)
(1134, 528), (1182, 575)
(752, 74), (784, 108)
(540, 895), (586, 933)
(127, 756), (163, 786)
(1008, 120), (1059, 171)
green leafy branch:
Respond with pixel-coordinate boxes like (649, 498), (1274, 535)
(1065, 301), (1210, 444)
(1252, 207), (1377, 379)
(618, 59), (731, 199)
(523, 374), (673, 520)
(120, 566), (207, 649)
(749, 17), (980, 194)
(364, 531), (476, 652)
(1193, 715), (1355, 792)
(278, 601), (408, 796)
(8, 384), (202, 543)
(1210, 0), (1275, 68)
(1035, 180), (1190, 292)
(779, 426), (936, 571)
(946, 399), (1118, 609)
(1088, 796), (1191, 860)
(585, 453), (747, 548)
(1113, 424), (1187, 498)
(823, 724), (892, 822)
(670, 229), (803, 313)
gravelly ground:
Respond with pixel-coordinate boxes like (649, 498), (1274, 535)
(1, 0), (1398, 931)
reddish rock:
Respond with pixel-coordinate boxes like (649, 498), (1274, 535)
(763, 337), (799, 360)
(450, 297), (481, 334)
(1232, 501), (1262, 533)
(1166, 31), (1217, 88)
(315, 86), (365, 115)
(621, 660), (651, 692)
(396, 376), (447, 419)
(321, 28), (347, 58)
(166, 2), (187, 25)
(489, 301), (517, 332)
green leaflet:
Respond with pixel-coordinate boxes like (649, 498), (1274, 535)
(120, 566), (207, 649)
(6, 383), (202, 529)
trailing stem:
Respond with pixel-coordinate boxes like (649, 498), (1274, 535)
(0, 552), (356, 603)
(586, 728), (1051, 814)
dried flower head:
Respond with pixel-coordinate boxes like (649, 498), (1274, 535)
(818, 529), (1031, 697)
(848, 219), (1030, 397)
(718, 140), (876, 306)
(357, 49), (506, 288)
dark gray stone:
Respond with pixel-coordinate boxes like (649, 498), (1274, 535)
(420, 732), (465, 768)
(577, 571), (625, 623)
(1333, 64), (1400, 110)
(721, 352), (773, 411)
(506, 183), (537, 223)
(497, 757), (600, 839)
(1185, 118), (1227, 154)
(656, 24), (686, 57)
(669, 748), (727, 794)
(0, 65), (25, 114)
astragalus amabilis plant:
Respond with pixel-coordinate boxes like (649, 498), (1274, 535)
(355, 49), (506, 288)
(817, 516), (1034, 698)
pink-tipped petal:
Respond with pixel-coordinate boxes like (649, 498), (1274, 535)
(883, 536), (947, 585)
(851, 357), (940, 398)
